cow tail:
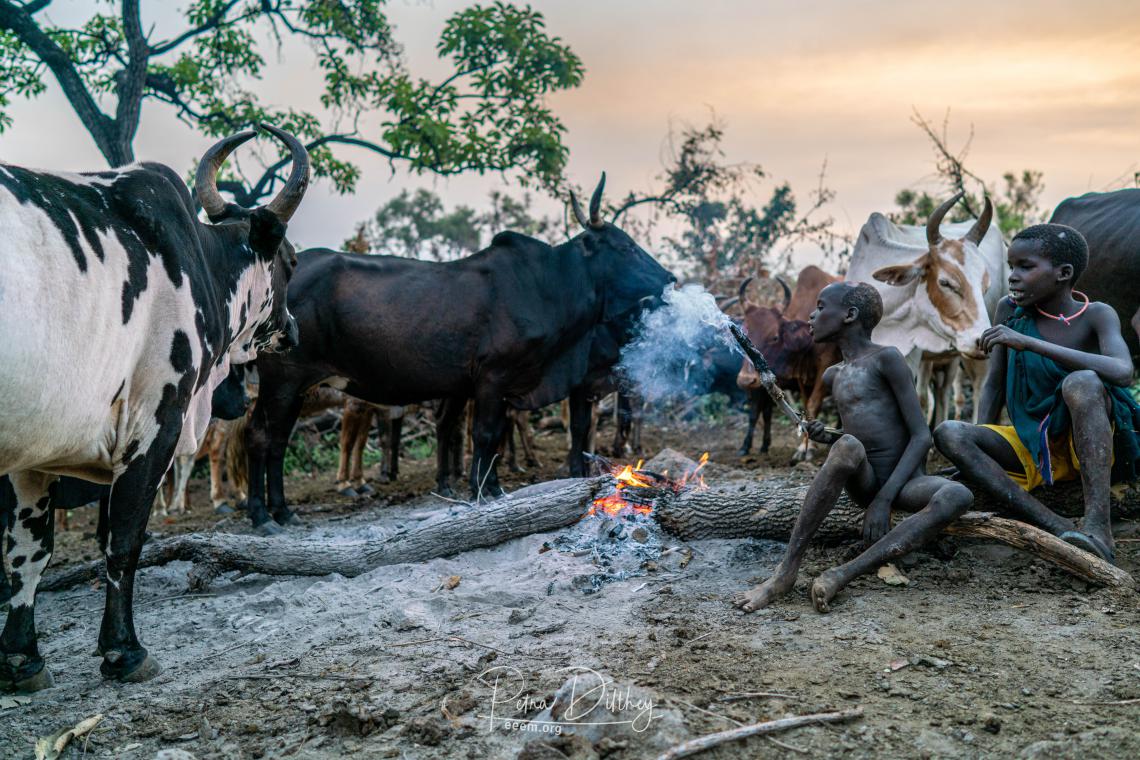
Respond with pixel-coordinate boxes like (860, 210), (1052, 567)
(226, 414), (250, 497)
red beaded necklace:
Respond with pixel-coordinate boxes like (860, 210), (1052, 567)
(1036, 290), (1089, 325)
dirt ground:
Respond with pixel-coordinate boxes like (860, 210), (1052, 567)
(3, 410), (1139, 759)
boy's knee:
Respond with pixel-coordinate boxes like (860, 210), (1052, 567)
(830, 434), (865, 468)
(1061, 370), (1103, 408)
(933, 420), (968, 453)
(933, 481), (972, 514)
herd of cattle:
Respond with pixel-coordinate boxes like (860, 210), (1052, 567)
(2, 125), (1140, 690)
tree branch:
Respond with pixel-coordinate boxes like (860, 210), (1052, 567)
(149, 0), (246, 56)
(113, 0), (147, 160)
(236, 134), (403, 207)
(0, 0), (119, 163)
(18, 0), (50, 14)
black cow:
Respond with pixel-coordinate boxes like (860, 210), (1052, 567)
(241, 175), (674, 532)
(1049, 189), (1140, 354)
(0, 126), (309, 690)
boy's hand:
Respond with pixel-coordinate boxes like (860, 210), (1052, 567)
(978, 325), (1029, 354)
(863, 498), (892, 547)
(804, 419), (831, 443)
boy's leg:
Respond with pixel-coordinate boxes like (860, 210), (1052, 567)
(810, 476), (972, 612)
(1059, 370), (1115, 560)
(934, 421), (1076, 536)
(734, 434), (875, 613)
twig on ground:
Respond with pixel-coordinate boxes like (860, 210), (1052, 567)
(136, 593), (217, 608)
(654, 707), (863, 760)
(227, 672), (369, 682)
(768, 735), (810, 754)
(717, 691), (798, 702)
(668, 698), (743, 727)
(387, 635), (544, 660)
(1071, 698), (1140, 706)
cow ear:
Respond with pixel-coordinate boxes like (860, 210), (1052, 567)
(248, 208), (287, 261)
(872, 259), (926, 287)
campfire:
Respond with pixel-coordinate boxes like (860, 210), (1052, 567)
(588, 453), (710, 518)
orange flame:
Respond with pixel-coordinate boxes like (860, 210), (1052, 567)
(588, 452), (710, 517)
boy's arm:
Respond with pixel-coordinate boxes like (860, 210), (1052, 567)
(980, 303), (1134, 387)
(805, 363), (842, 444)
(864, 347), (934, 544)
(975, 298), (1012, 424)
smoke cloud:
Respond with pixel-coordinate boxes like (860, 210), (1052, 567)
(618, 284), (740, 402)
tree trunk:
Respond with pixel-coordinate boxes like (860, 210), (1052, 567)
(31, 467), (1138, 597)
(38, 478), (606, 594)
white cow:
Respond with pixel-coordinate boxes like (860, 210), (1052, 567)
(0, 125), (309, 690)
(846, 193), (1007, 424)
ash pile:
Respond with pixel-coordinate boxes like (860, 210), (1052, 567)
(544, 453), (707, 594)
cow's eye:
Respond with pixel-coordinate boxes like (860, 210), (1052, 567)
(938, 277), (961, 295)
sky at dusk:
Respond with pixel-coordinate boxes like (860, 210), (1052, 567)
(2, 0), (1139, 269)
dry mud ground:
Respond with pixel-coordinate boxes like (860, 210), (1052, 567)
(3, 415), (1139, 759)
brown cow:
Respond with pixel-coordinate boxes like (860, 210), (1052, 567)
(736, 266), (842, 461)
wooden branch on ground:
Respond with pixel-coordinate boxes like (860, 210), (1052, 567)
(648, 449), (1136, 588)
(945, 513), (1134, 588)
(34, 451), (1139, 596)
(654, 707), (863, 760)
(39, 478), (606, 593)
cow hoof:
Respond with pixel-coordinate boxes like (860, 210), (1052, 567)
(1, 654), (52, 693)
(275, 511), (303, 528)
(357, 483), (375, 496)
(435, 486), (455, 499)
(213, 502), (235, 515)
(253, 520), (284, 537)
(337, 487), (359, 498)
(101, 651), (160, 683)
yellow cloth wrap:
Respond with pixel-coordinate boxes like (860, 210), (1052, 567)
(980, 424), (1081, 492)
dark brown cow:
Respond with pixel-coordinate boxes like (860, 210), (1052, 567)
(736, 266), (842, 460)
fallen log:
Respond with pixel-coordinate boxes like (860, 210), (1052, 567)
(651, 461), (1136, 588)
(39, 477), (606, 594)
(34, 460), (1138, 595)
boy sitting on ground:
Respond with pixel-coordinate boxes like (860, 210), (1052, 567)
(935, 224), (1139, 564)
(734, 282), (973, 613)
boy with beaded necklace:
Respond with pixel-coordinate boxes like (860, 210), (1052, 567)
(935, 224), (1140, 564)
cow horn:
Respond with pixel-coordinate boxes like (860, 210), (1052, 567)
(775, 275), (792, 313)
(261, 123), (311, 223)
(963, 195), (993, 245)
(569, 190), (590, 229)
(738, 276), (754, 318)
(588, 172), (606, 228)
(195, 130), (257, 220)
(926, 191), (964, 247)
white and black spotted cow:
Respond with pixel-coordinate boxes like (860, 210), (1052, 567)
(0, 124), (309, 691)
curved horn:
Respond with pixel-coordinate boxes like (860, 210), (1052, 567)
(737, 276), (754, 318)
(588, 172), (606, 228)
(926, 191), (964, 247)
(261, 123), (311, 223)
(774, 275), (792, 313)
(963, 195), (994, 245)
(195, 130), (257, 220)
(569, 190), (590, 229)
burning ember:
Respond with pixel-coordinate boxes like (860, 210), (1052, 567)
(589, 453), (710, 517)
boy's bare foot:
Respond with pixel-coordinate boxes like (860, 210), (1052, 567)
(733, 572), (795, 613)
(810, 568), (846, 613)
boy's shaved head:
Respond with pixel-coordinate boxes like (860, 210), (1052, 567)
(1012, 223), (1089, 283)
(839, 282), (883, 330)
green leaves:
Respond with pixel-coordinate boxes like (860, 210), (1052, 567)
(0, 1), (581, 202)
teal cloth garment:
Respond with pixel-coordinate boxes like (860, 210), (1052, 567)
(1004, 301), (1140, 484)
